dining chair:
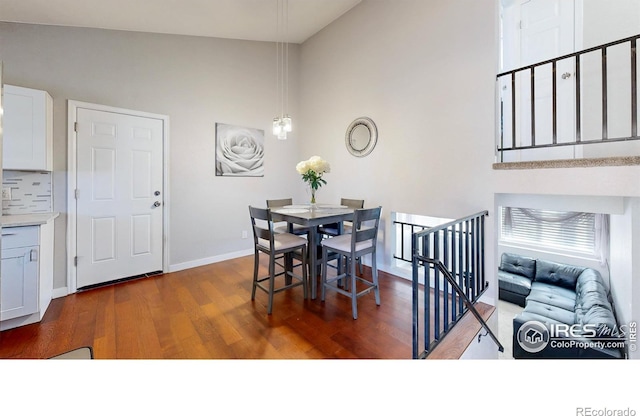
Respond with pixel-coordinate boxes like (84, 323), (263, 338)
(318, 198), (364, 237)
(266, 198), (310, 236)
(320, 206), (382, 319)
(249, 206), (308, 314)
(319, 198), (365, 273)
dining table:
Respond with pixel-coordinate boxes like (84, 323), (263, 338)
(270, 203), (355, 299)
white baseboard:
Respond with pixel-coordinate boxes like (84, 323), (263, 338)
(53, 287), (69, 299)
(168, 249), (253, 273)
(51, 250), (253, 299)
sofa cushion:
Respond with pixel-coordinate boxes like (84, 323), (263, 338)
(534, 259), (585, 290)
(500, 253), (536, 280)
(529, 281), (577, 299)
(575, 282), (612, 314)
(522, 299), (575, 325)
(575, 268), (609, 306)
(498, 270), (533, 296)
(526, 282), (576, 312)
(573, 268), (619, 335)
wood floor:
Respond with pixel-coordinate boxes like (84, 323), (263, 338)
(0, 255), (493, 359)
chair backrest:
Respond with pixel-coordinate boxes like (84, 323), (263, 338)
(351, 206), (382, 249)
(266, 198), (293, 208)
(249, 206), (274, 245)
(341, 198), (364, 209)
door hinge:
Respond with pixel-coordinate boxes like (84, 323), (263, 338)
(74, 256), (78, 266)
(74, 122), (78, 132)
(75, 189), (79, 199)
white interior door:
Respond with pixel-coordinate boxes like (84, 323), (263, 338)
(75, 108), (164, 288)
(501, 0), (576, 161)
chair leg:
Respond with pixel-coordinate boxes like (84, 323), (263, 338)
(251, 250), (259, 300)
(302, 246), (308, 300)
(342, 256), (349, 290)
(321, 246), (328, 301)
(372, 252), (380, 306)
(350, 255), (358, 320)
(357, 256), (363, 275)
(267, 255), (276, 315)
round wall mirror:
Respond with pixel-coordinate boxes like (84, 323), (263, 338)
(345, 117), (377, 157)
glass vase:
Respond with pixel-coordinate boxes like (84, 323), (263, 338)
(309, 187), (317, 211)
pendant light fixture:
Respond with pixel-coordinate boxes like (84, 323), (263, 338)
(273, 0), (292, 140)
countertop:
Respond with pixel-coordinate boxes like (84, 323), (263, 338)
(1, 212), (60, 228)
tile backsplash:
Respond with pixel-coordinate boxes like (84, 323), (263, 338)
(2, 170), (52, 215)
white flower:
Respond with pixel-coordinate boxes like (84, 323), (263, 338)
(296, 156), (330, 190)
(306, 155), (330, 174)
(296, 160), (310, 174)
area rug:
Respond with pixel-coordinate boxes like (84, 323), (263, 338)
(48, 346), (94, 359)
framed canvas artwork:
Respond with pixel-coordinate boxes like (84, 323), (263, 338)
(215, 123), (265, 177)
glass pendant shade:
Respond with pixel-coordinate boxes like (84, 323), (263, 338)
(273, 116), (289, 139)
(283, 115), (292, 132)
(273, 0), (291, 140)
(273, 118), (282, 136)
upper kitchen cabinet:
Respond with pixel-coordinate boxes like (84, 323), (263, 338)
(3, 84), (53, 171)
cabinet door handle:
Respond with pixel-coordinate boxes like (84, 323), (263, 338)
(30, 249), (38, 262)
(1, 233), (16, 236)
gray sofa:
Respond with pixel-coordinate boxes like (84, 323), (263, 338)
(498, 252), (625, 359)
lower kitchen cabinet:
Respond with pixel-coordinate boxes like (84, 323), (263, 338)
(0, 218), (56, 331)
(1, 244), (39, 320)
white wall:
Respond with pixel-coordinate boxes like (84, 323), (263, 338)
(610, 201), (633, 330)
(299, 0), (499, 302)
(581, 0), (640, 156)
(460, 311), (500, 359)
(633, 199), (640, 359)
(610, 198), (640, 359)
(582, 0), (640, 47)
(0, 22), (304, 290)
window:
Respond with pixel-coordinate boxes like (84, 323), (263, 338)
(500, 207), (602, 257)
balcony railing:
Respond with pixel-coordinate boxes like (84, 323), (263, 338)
(411, 211), (502, 359)
(496, 34), (640, 162)
(393, 220), (430, 263)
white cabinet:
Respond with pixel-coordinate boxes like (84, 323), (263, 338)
(0, 222), (55, 331)
(2, 84), (53, 171)
(1, 228), (39, 320)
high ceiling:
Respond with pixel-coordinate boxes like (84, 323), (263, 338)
(0, 0), (362, 44)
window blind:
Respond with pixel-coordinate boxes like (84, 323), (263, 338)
(500, 207), (596, 255)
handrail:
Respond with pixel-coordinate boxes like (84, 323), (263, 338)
(413, 210), (489, 237)
(417, 257), (503, 357)
(497, 34), (640, 78)
(392, 220), (430, 263)
(411, 210), (500, 359)
(496, 33), (640, 161)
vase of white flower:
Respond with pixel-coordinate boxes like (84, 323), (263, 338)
(296, 156), (330, 209)
(308, 186), (318, 210)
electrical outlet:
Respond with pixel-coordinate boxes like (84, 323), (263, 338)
(242, 230), (248, 239)
(2, 187), (11, 201)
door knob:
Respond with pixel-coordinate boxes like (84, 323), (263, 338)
(153, 201), (161, 207)
(561, 72), (572, 79)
